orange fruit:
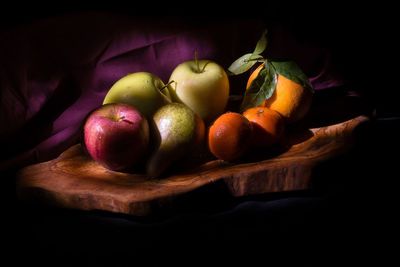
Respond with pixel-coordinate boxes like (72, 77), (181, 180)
(208, 112), (252, 161)
(247, 63), (312, 123)
(243, 107), (285, 147)
(246, 63), (265, 89)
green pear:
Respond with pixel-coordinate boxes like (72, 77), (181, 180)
(103, 72), (172, 119)
(147, 103), (205, 178)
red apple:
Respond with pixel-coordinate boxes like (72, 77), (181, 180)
(83, 103), (150, 171)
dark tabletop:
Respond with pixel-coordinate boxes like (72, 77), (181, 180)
(2, 116), (397, 266)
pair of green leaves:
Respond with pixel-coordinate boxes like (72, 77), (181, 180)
(228, 29), (268, 76)
(228, 29), (314, 113)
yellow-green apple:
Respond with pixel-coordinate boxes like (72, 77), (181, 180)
(83, 103), (150, 171)
(103, 72), (172, 119)
(168, 59), (229, 124)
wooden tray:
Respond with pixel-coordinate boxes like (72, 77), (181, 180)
(16, 91), (370, 216)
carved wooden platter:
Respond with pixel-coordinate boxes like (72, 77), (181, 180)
(16, 92), (370, 216)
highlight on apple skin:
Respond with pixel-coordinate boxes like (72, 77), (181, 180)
(83, 103), (150, 171)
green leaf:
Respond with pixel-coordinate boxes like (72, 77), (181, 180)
(227, 29), (268, 76)
(240, 61), (277, 112)
(270, 60), (314, 93)
(253, 29), (268, 55)
(227, 53), (263, 75)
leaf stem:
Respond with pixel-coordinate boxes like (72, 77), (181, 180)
(244, 56), (265, 63)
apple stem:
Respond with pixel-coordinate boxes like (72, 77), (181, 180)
(117, 116), (134, 124)
(194, 51), (208, 73)
(200, 61), (211, 73)
(122, 119), (134, 125)
(194, 51), (200, 73)
(160, 80), (176, 91)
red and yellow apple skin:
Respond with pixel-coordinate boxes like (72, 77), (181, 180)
(83, 103), (150, 171)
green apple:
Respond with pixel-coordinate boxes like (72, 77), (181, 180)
(103, 72), (172, 119)
(169, 59), (230, 124)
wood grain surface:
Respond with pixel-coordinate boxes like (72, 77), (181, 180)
(16, 92), (370, 216)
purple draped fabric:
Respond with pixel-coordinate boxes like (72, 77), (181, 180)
(0, 12), (343, 172)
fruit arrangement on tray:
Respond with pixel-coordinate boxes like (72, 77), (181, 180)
(16, 29), (369, 215)
(82, 30), (314, 178)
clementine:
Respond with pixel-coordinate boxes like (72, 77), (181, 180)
(208, 112), (252, 161)
(243, 107), (285, 147)
(246, 63), (312, 123)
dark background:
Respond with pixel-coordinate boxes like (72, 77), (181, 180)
(1, 2), (398, 266)
(1, 1), (396, 109)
